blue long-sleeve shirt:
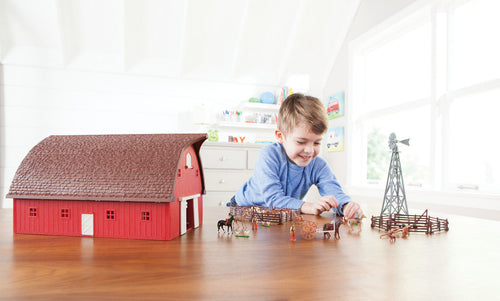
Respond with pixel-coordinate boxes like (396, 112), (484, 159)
(234, 142), (352, 213)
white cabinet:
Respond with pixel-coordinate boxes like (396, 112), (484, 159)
(200, 142), (265, 207)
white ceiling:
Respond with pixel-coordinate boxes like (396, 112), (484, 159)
(0, 0), (360, 92)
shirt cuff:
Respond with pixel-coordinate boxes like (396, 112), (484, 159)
(335, 201), (350, 216)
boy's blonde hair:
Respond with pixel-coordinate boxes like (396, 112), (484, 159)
(278, 93), (328, 136)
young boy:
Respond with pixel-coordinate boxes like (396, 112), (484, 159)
(232, 93), (363, 219)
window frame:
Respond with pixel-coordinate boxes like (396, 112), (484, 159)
(141, 211), (150, 221)
(60, 208), (70, 218)
(106, 210), (116, 221)
(347, 0), (500, 203)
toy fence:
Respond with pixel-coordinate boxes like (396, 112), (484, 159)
(230, 205), (299, 225)
(371, 210), (449, 234)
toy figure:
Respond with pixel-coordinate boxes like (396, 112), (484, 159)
(346, 214), (366, 234)
(217, 214), (235, 233)
(290, 224), (296, 241)
(252, 216), (258, 230)
(334, 217), (345, 240)
(380, 224), (409, 243)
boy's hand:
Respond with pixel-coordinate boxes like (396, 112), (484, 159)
(342, 202), (364, 220)
(300, 196), (338, 215)
(318, 195), (338, 210)
(300, 202), (322, 215)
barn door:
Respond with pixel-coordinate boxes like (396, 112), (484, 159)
(180, 199), (187, 235)
(179, 194), (200, 235)
(81, 214), (94, 236)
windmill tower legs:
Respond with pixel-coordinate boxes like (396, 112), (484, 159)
(381, 149), (409, 215)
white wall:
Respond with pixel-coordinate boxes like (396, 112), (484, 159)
(0, 64), (278, 207)
(323, 0), (417, 187)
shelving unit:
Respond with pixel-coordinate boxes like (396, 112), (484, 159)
(241, 102), (280, 111)
(215, 122), (276, 130)
(209, 102), (280, 143)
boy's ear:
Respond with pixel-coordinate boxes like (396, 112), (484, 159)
(275, 129), (284, 143)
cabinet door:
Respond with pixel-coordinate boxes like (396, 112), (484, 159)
(203, 191), (235, 207)
(201, 149), (247, 169)
(204, 170), (254, 191)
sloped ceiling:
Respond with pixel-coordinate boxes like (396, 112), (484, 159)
(0, 0), (360, 92)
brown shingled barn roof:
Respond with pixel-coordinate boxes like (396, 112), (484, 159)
(7, 133), (207, 202)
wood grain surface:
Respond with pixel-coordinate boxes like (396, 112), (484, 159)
(0, 207), (498, 300)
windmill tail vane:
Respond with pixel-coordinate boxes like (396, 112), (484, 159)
(398, 138), (410, 146)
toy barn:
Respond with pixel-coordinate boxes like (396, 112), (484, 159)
(7, 133), (207, 241)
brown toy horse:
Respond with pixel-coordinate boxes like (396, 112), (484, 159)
(333, 217), (345, 240)
(323, 217), (345, 240)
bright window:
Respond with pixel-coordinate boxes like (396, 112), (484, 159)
(363, 21), (431, 111)
(448, 88), (500, 193)
(449, 0), (500, 89)
(365, 107), (431, 188)
(350, 0), (500, 195)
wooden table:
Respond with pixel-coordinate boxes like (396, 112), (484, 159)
(0, 207), (498, 300)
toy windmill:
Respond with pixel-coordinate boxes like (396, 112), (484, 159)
(380, 133), (410, 215)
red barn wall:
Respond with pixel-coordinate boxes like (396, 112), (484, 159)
(13, 199), (172, 240)
(172, 145), (204, 237)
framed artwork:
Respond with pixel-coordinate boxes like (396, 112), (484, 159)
(326, 91), (345, 120)
(326, 127), (344, 152)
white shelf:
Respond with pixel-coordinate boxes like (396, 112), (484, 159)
(215, 122), (276, 130)
(242, 102), (280, 111)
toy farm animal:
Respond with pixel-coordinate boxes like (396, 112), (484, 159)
(346, 214), (366, 234)
(217, 214), (235, 233)
(380, 224), (409, 243)
(333, 217), (345, 240)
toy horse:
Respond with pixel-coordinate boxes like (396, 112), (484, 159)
(346, 214), (366, 234)
(380, 224), (409, 243)
(322, 217), (345, 240)
(334, 217), (345, 240)
(217, 214), (235, 233)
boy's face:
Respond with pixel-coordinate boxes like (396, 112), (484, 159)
(276, 122), (322, 167)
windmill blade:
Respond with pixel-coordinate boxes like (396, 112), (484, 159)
(398, 138), (410, 146)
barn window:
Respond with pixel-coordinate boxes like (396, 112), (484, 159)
(186, 153), (193, 168)
(106, 210), (115, 220)
(61, 209), (70, 218)
(141, 212), (150, 221)
(29, 208), (37, 217)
